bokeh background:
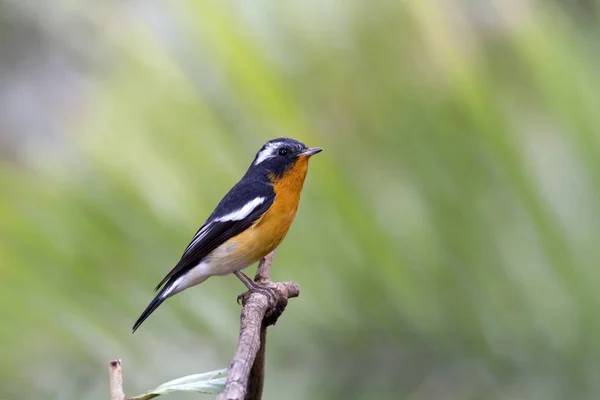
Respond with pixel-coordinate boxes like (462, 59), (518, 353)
(2, 0), (600, 399)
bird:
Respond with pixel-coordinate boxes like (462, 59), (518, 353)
(132, 137), (322, 332)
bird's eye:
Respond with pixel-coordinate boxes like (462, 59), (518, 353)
(278, 148), (289, 157)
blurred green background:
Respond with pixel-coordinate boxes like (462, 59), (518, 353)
(2, 0), (600, 399)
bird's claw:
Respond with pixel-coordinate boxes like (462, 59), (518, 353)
(236, 292), (247, 305)
(236, 284), (278, 306)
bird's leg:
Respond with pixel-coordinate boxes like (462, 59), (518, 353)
(234, 270), (259, 290)
(234, 270), (277, 305)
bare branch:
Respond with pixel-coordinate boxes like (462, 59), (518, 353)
(246, 324), (267, 400)
(109, 249), (299, 400)
(218, 250), (300, 400)
(109, 359), (126, 400)
(254, 249), (277, 284)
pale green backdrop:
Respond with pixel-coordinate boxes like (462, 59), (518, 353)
(2, 1), (600, 399)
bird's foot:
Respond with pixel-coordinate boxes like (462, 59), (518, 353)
(236, 283), (278, 306)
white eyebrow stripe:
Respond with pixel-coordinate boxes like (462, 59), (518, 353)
(254, 142), (282, 165)
(216, 197), (266, 222)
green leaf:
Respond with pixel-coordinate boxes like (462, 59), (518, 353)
(129, 369), (227, 399)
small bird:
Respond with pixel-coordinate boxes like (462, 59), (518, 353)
(132, 138), (322, 332)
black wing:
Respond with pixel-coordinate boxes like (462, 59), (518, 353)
(154, 177), (275, 290)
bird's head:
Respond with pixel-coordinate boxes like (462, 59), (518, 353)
(250, 138), (322, 179)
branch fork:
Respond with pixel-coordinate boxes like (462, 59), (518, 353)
(218, 249), (300, 400)
(109, 249), (299, 400)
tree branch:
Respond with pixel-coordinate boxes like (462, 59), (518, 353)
(218, 250), (300, 400)
(108, 250), (299, 400)
(254, 250), (277, 285)
(245, 324), (267, 399)
(109, 359), (126, 400)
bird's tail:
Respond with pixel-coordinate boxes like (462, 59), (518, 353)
(132, 276), (182, 333)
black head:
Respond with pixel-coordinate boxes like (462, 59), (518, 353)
(250, 137), (322, 178)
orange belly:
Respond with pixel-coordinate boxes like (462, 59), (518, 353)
(208, 157), (310, 274)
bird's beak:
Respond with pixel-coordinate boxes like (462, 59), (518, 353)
(299, 147), (323, 157)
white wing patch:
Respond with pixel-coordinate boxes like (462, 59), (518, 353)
(254, 142), (283, 165)
(217, 197), (266, 222)
(182, 197), (266, 256)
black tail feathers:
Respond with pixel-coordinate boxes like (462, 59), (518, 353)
(132, 282), (174, 333)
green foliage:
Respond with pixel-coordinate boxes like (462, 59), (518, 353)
(2, 1), (600, 399)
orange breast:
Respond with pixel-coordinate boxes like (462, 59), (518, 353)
(226, 157), (310, 266)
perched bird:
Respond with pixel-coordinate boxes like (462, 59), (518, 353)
(132, 137), (322, 332)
